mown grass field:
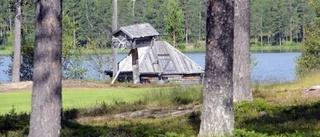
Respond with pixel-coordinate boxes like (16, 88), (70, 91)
(1, 72), (320, 136)
(0, 87), (156, 115)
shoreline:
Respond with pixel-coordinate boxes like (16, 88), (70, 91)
(0, 46), (302, 56)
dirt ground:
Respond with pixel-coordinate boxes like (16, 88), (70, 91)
(77, 103), (202, 124)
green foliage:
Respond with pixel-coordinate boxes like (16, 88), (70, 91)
(164, 0), (185, 48)
(250, 0), (315, 45)
(6, 32), (34, 81)
(3, 0), (316, 53)
(85, 38), (111, 81)
(0, 107), (29, 136)
(2, 31), (14, 47)
(296, 1), (320, 77)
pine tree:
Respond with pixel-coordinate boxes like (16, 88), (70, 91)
(29, 0), (62, 136)
(12, 0), (22, 82)
(296, 0), (320, 77)
(199, 0), (234, 136)
(164, 0), (185, 48)
(233, 0), (252, 101)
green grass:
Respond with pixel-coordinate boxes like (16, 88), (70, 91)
(250, 45), (301, 53)
(1, 41), (302, 56)
(1, 71), (320, 136)
(0, 46), (13, 55)
(0, 87), (156, 114)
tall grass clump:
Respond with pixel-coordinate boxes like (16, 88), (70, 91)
(143, 85), (202, 107)
(61, 85), (202, 118)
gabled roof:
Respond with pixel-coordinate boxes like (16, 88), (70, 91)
(113, 23), (159, 39)
(118, 41), (204, 74)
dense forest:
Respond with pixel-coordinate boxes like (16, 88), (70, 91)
(0, 0), (317, 49)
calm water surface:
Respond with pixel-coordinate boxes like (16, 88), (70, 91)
(0, 52), (301, 83)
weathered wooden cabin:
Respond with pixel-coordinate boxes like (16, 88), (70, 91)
(112, 23), (159, 49)
(111, 23), (159, 84)
(115, 41), (204, 84)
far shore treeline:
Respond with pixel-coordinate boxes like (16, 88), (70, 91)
(0, 0), (316, 52)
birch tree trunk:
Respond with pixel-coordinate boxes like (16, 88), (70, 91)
(12, 0), (22, 82)
(198, 0), (234, 136)
(29, 0), (62, 136)
(233, 0), (252, 101)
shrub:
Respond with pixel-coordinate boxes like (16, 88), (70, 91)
(0, 107), (29, 136)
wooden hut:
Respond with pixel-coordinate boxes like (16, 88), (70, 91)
(114, 41), (204, 84)
(112, 23), (159, 84)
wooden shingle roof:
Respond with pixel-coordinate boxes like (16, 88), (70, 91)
(113, 23), (159, 39)
(118, 41), (204, 74)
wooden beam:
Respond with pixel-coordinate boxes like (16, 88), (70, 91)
(132, 48), (140, 84)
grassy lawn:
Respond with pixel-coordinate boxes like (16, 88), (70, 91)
(0, 87), (156, 114)
(0, 46), (13, 55)
(1, 72), (320, 136)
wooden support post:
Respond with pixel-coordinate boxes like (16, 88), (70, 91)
(132, 48), (140, 84)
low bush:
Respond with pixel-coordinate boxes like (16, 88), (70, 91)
(0, 107), (29, 136)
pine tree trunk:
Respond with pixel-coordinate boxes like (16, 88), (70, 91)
(185, 27), (188, 44)
(73, 13), (76, 48)
(198, 0), (234, 136)
(29, 0), (62, 136)
(112, 0), (118, 77)
(9, 18), (12, 31)
(198, 0), (202, 41)
(260, 18), (263, 45)
(12, 0), (22, 82)
(289, 0), (293, 42)
(173, 31), (176, 47)
(233, 0), (252, 102)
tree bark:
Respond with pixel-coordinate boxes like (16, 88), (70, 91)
(198, 0), (202, 41)
(198, 0), (234, 136)
(173, 31), (176, 47)
(29, 0), (62, 136)
(112, 0), (118, 77)
(12, 0), (22, 82)
(233, 0), (252, 101)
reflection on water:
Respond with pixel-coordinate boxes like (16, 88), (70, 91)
(0, 52), (301, 83)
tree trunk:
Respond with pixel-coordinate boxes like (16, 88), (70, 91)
(260, 18), (263, 45)
(131, 47), (140, 84)
(173, 31), (176, 47)
(9, 18), (12, 31)
(73, 13), (76, 48)
(112, 0), (118, 77)
(198, 0), (234, 136)
(132, 0), (135, 17)
(233, 0), (252, 102)
(289, 0), (293, 42)
(12, 0), (22, 82)
(29, 0), (62, 136)
(185, 27), (188, 44)
(198, 0), (201, 41)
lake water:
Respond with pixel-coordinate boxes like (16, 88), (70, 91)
(0, 52), (301, 83)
